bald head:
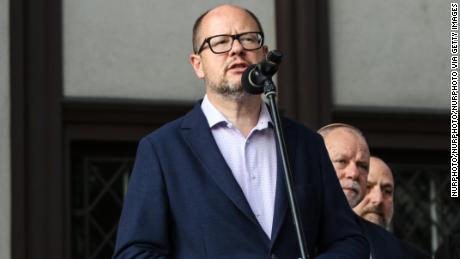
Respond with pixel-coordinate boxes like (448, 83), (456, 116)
(319, 124), (370, 208)
(192, 4), (264, 53)
(357, 156), (395, 228)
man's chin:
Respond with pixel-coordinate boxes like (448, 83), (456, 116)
(343, 188), (362, 198)
(208, 79), (242, 96)
(363, 213), (385, 227)
(344, 190), (361, 207)
(225, 73), (245, 85)
(215, 86), (244, 97)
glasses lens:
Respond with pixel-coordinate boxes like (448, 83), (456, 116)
(239, 32), (263, 50)
(209, 35), (233, 53)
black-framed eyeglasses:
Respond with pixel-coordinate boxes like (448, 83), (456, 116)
(196, 31), (264, 54)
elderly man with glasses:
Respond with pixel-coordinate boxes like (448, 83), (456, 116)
(113, 4), (368, 259)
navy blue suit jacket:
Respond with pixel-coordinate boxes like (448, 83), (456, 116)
(401, 240), (431, 259)
(357, 218), (404, 259)
(113, 102), (369, 259)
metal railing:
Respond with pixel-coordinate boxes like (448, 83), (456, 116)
(392, 165), (458, 254)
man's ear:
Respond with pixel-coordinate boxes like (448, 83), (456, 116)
(262, 46), (269, 56)
(189, 54), (205, 79)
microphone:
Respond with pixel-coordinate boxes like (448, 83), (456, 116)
(242, 50), (283, 95)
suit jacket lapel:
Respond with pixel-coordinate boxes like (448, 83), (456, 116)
(180, 103), (262, 229)
(270, 118), (297, 244)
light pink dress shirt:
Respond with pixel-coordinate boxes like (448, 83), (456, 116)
(201, 95), (277, 238)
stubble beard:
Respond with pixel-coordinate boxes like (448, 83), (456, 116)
(341, 179), (363, 208)
(205, 56), (257, 100)
(362, 207), (385, 227)
(206, 76), (248, 101)
(362, 204), (393, 228)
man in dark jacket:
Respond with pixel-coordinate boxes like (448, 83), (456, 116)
(112, 5), (369, 259)
(354, 156), (431, 259)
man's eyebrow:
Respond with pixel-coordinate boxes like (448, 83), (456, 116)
(366, 180), (377, 186)
(381, 183), (394, 189)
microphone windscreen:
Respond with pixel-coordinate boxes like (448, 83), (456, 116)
(242, 64), (264, 95)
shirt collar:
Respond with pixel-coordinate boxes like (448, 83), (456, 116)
(201, 95), (273, 130)
(201, 95), (229, 128)
(254, 101), (273, 130)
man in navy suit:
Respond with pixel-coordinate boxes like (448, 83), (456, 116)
(319, 123), (405, 259)
(113, 4), (369, 258)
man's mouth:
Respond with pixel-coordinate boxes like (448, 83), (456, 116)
(363, 206), (385, 221)
(367, 211), (383, 217)
(227, 62), (248, 73)
(364, 212), (385, 223)
(343, 187), (358, 194)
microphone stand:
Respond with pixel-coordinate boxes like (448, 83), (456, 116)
(263, 79), (310, 259)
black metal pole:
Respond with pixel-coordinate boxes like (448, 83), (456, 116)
(264, 80), (310, 259)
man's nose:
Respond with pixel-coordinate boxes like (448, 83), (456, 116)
(344, 163), (361, 180)
(229, 39), (244, 55)
(368, 187), (383, 205)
